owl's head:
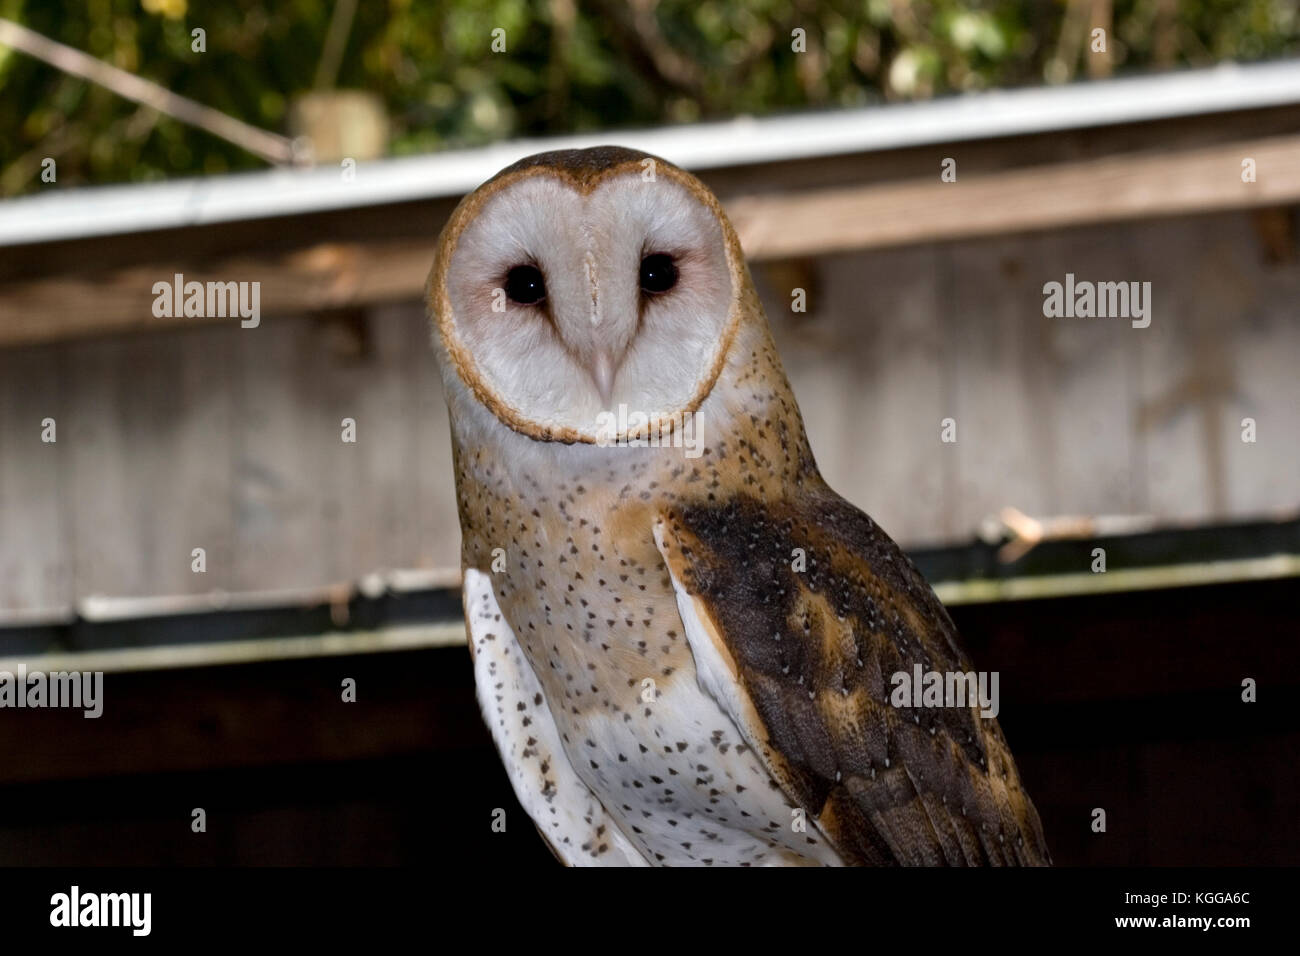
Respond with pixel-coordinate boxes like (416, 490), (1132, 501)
(428, 146), (746, 444)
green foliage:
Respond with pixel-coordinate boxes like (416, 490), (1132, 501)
(1, 0), (1297, 193)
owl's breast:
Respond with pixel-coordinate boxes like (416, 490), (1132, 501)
(458, 469), (696, 726)
(454, 452), (841, 864)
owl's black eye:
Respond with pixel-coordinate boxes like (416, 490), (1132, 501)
(639, 254), (678, 295)
(504, 264), (546, 305)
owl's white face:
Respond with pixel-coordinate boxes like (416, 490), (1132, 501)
(434, 162), (737, 443)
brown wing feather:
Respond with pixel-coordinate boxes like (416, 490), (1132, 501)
(656, 489), (1051, 866)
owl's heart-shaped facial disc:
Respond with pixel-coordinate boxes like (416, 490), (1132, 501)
(429, 148), (742, 444)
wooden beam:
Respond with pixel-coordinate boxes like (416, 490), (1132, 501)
(1, 133), (1297, 348)
(726, 132), (1300, 258)
(0, 238), (432, 346)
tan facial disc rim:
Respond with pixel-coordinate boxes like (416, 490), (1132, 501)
(428, 153), (745, 445)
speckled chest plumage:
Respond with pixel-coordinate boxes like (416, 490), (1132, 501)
(450, 332), (843, 865)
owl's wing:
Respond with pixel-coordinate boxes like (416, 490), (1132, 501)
(463, 569), (649, 866)
(652, 493), (1050, 866)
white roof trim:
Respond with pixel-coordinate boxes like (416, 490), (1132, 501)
(2, 60), (1298, 247)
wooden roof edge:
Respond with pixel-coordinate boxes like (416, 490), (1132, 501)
(1, 59), (1299, 248)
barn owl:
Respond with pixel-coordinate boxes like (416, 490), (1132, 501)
(428, 146), (1050, 866)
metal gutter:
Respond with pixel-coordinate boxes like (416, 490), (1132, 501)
(2, 60), (1298, 246)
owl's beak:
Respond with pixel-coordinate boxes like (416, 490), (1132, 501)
(590, 349), (620, 406)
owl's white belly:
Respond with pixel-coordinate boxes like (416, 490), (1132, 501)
(466, 565), (842, 865)
(560, 657), (844, 866)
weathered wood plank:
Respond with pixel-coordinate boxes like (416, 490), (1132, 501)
(229, 318), (335, 592)
(1036, 225), (1141, 520)
(945, 235), (1058, 539)
(0, 239), (434, 348)
(727, 133), (1300, 260)
(124, 327), (234, 596)
(402, 303), (463, 573)
(1215, 214), (1300, 518)
(311, 307), (420, 582)
(62, 330), (236, 599)
(3, 133), (1298, 349)
(765, 246), (951, 544)
(0, 342), (70, 615)
(1133, 218), (1237, 522)
(66, 336), (144, 598)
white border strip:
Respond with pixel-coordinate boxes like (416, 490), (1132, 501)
(933, 553), (1300, 605)
(2, 61), (1298, 246)
(0, 621), (466, 674)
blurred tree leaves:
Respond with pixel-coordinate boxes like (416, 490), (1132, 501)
(1, 0), (1297, 193)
